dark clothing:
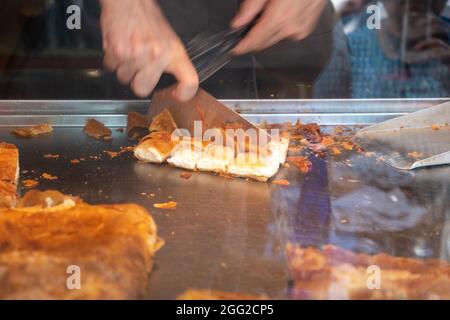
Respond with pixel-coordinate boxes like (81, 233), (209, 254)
(159, 0), (336, 97)
(0, 0), (336, 99)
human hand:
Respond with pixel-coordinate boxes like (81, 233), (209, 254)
(100, 0), (199, 100)
(231, 0), (328, 55)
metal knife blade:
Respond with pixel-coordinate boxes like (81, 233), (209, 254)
(147, 86), (269, 141)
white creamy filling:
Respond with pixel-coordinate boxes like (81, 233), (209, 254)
(197, 145), (233, 173)
(167, 141), (203, 170)
(134, 146), (166, 163)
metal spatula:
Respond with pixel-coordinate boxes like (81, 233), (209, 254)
(353, 102), (450, 170)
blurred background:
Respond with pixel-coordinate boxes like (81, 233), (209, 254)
(0, 0), (449, 99)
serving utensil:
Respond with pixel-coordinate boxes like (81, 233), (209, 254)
(353, 102), (450, 170)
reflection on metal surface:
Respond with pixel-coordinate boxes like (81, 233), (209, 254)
(0, 100), (449, 299)
(0, 99), (448, 127)
(332, 186), (427, 233)
(442, 220), (450, 261)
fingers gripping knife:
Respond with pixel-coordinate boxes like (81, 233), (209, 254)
(158, 18), (257, 89)
(353, 102), (450, 170)
(185, 15), (259, 84)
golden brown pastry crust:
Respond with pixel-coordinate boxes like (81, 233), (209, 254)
(0, 200), (163, 300)
(138, 109), (290, 182)
(287, 244), (450, 300)
(149, 108), (177, 133)
(141, 132), (179, 156)
(127, 111), (149, 140)
(0, 142), (19, 208)
(135, 109), (180, 163)
(83, 119), (112, 141)
(16, 190), (79, 209)
(135, 132), (180, 163)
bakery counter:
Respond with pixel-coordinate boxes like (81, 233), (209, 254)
(0, 99), (449, 299)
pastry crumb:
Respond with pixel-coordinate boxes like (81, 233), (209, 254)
(180, 172), (192, 179)
(22, 179), (39, 188)
(42, 173), (58, 180)
(272, 179), (290, 186)
(153, 201), (177, 209)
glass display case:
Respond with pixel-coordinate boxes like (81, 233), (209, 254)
(0, 0), (448, 100)
(0, 0), (449, 300)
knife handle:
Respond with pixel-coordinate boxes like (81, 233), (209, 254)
(153, 17), (259, 95)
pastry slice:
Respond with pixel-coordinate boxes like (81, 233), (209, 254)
(227, 133), (291, 182)
(270, 132), (291, 165)
(134, 109), (180, 163)
(196, 144), (234, 173)
(0, 190), (163, 300)
(196, 128), (239, 174)
(0, 142), (19, 208)
(134, 132), (179, 163)
(137, 108), (291, 182)
(227, 158), (280, 182)
(167, 139), (210, 171)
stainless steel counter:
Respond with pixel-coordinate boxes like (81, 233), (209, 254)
(0, 99), (449, 299)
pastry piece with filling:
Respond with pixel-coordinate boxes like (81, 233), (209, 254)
(0, 190), (163, 300)
(167, 139), (210, 171)
(196, 144), (234, 173)
(227, 151), (277, 182)
(134, 132), (180, 164)
(169, 130), (290, 181)
(227, 132), (290, 182)
(134, 109), (180, 163)
(0, 142), (19, 208)
(195, 128), (234, 173)
(287, 244), (450, 300)
(136, 108), (291, 182)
